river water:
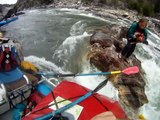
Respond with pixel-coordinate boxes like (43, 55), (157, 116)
(2, 8), (160, 120)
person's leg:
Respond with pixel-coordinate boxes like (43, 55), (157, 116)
(125, 44), (136, 58)
(121, 42), (131, 57)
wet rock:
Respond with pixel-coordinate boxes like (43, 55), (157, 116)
(87, 25), (148, 118)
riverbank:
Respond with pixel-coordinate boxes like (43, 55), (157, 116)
(1, 0), (160, 35)
(1, 2), (160, 120)
(51, 1), (160, 36)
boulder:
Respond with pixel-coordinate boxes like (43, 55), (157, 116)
(87, 25), (148, 118)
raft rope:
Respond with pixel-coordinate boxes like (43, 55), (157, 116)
(8, 92), (16, 108)
(33, 79), (109, 115)
(51, 91), (59, 110)
(16, 89), (26, 102)
(7, 84), (33, 110)
(32, 95), (84, 114)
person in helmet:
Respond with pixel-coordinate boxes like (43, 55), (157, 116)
(121, 18), (149, 59)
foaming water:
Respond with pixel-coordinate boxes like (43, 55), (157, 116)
(52, 20), (91, 72)
(74, 60), (118, 100)
(3, 8), (160, 120)
(139, 60), (160, 120)
(70, 20), (87, 36)
(135, 32), (160, 120)
(24, 55), (65, 73)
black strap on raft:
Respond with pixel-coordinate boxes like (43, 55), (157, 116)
(32, 94), (84, 114)
(16, 89), (26, 102)
(51, 91), (59, 110)
(50, 89), (70, 120)
(51, 114), (69, 120)
(8, 92), (16, 109)
(7, 84), (32, 110)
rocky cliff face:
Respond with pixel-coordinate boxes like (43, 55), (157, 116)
(0, 4), (13, 20)
(87, 25), (148, 119)
(14, 0), (54, 11)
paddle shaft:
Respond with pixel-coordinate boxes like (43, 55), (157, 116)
(40, 71), (121, 77)
(154, 46), (160, 52)
(35, 79), (108, 120)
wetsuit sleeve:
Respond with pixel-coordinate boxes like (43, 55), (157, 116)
(143, 29), (148, 45)
(126, 22), (137, 42)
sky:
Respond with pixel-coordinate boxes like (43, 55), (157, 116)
(0, 0), (17, 4)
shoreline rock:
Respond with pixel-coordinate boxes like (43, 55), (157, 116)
(87, 26), (148, 119)
(1, 1), (159, 119)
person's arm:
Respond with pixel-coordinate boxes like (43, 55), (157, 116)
(143, 29), (148, 45)
(126, 22), (137, 42)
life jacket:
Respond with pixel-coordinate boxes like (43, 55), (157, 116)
(127, 21), (147, 41)
(0, 44), (18, 72)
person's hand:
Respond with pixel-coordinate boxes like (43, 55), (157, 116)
(134, 32), (141, 38)
(91, 111), (117, 120)
(143, 40), (148, 45)
(136, 36), (144, 42)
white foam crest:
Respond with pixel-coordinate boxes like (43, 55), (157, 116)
(78, 13), (118, 24)
(27, 9), (41, 14)
(59, 8), (82, 12)
(133, 29), (160, 119)
(148, 30), (160, 41)
(24, 55), (64, 73)
(70, 20), (87, 36)
(45, 9), (65, 16)
(53, 32), (90, 58)
(59, 8), (118, 24)
(141, 60), (160, 98)
(137, 59), (160, 120)
(140, 104), (160, 120)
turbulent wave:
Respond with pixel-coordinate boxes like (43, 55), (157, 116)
(135, 31), (160, 120)
(24, 55), (65, 74)
(4, 8), (160, 120)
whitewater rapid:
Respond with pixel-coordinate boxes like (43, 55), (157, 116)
(4, 8), (160, 120)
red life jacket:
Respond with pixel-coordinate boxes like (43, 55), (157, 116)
(0, 44), (18, 72)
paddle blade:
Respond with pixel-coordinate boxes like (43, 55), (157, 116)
(122, 66), (139, 75)
(93, 79), (108, 93)
(154, 47), (160, 52)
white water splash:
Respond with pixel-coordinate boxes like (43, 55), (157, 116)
(74, 60), (119, 100)
(70, 20), (87, 36)
(4, 8), (160, 119)
(135, 31), (160, 120)
(24, 55), (65, 74)
(138, 60), (160, 120)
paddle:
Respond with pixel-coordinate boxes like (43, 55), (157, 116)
(34, 66), (139, 120)
(154, 46), (160, 52)
(38, 66), (139, 77)
(35, 79), (109, 120)
(147, 44), (160, 52)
